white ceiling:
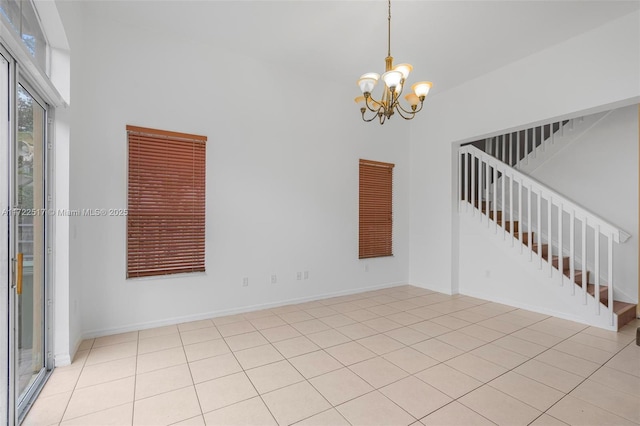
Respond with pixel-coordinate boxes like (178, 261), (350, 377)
(82, 0), (640, 95)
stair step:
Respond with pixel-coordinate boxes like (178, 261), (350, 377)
(586, 283), (609, 302)
(494, 216), (519, 233)
(613, 302), (637, 329)
(474, 201), (491, 212)
(502, 221), (519, 233)
(552, 256), (570, 271)
(514, 232), (534, 246)
(531, 243), (549, 257)
(571, 270), (590, 287)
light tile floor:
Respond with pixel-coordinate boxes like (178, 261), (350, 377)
(24, 285), (640, 426)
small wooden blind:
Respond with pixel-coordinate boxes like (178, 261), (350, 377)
(127, 125), (206, 278)
(359, 159), (394, 259)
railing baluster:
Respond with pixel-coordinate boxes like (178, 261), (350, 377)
(470, 154), (475, 216)
(502, 134), (506, 163)
(480, 155), (484, 223)
(462, 153), (467, 211)
(502, 166), (506, 239)
(486, 160), (490, 228)
(493, 164), (498, 233)
(558, 203), (563, 285)
(570, 209), (575, 295)
(548, 196), (553, 277)
(524, 129), (529, 165)
(541, 126), (546, 152)
(595, 225), (600, 315)
(516, 131), (520, 168)
(537, 191), (542, 268)
(582, 218), (587, 304)
(518, 178), (523, 253)
(510, 173), (514, 246)
(607, 235), (614, 326)
(528, 184), (532, 260)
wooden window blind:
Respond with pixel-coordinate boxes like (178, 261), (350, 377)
(359, 159), (394, 259)
(127, 125), (206, 278)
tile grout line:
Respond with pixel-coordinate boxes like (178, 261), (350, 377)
(529, 338), (639, 425)
(223, 325), (281, 426)
(54, 338), (92, 425)
(252, 320), (340, 425)
(30, 288), (637, 426)
(177, 326), (206, 425)
(416, 311), (587, 424)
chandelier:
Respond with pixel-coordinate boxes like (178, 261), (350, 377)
(355, 0), (432, 124)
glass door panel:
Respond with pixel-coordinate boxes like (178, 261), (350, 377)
(16, 83), (46, 407)
(0, 49), (10, 426)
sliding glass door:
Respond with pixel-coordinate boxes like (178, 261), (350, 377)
(15, 81), (49, 418)
(0, 44), (52, 423)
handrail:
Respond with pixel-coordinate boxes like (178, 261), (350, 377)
(460, 145), (630, 243)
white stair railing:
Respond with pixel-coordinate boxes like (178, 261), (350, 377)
(458, 144), (630, 326)
(482, 118), (581, 169)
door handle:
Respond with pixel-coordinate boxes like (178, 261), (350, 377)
(17, 253), (23, 295)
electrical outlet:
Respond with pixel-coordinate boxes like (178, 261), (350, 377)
(271, 274), (277, 284)
(304, 271), (309, 280)
(242, 277), (249, 287)
(296, 272), (302, 280)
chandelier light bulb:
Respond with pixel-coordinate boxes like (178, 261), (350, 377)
(412, 81), (432, 98)
(382, 70), (403, 90)
(357, 73), (380, 94)
(404, 93), (420, 107)
(393, 63), (413, 80)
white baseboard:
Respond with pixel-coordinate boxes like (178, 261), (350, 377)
(54, 335), (83, 367)
(460, 287), (616, 331)
(81, 281), (408, 340)
(409, 281), (455, 295)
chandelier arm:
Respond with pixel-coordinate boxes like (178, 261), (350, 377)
(394, 105), (417, 120)
(361, 110), (382, 123)
(364, 95), (384, 113)
(397, 101), (424, 115)
(388, 81), (405, 110)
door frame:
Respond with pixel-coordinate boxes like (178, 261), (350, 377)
(1, 44), (54, 425)
(14, 75), (54, 424)
(1, 43), (15, 426)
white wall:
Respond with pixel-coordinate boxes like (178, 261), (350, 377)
(64, 4), (410, 341)
(52, 0), (83, 366)
(409, 11), (640, 299)
(458, 213), (618, 330)
(530, 105), (638, 302)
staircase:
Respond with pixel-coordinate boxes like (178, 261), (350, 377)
(458, 121), (636, 331)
